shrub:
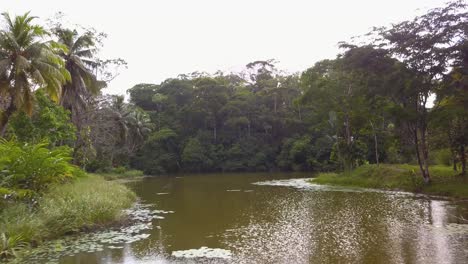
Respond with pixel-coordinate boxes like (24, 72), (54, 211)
(433, 148), (452, 166)
(0, 232), (28, 259)
(7, 91), (76, 146)
(0, 140), (83, 196)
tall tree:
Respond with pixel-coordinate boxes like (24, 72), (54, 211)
(54, 27), (105, 126)
(0, 12), (69, 135)
(369, 0), (468, 182)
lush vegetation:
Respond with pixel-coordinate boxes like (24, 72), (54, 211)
(125, 1), (467, 182)
(313, 164), (468, 198)
(0, 13), (135, 260)
(0, 175), (135, 259)
(0, 0), (467, 260)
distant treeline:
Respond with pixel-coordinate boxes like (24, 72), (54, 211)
(1, 1), (467, 183)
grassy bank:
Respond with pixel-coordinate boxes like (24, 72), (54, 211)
(94, 169), (145, 181)
(0, 174), (136, 259)
(312, 164), (468, 198)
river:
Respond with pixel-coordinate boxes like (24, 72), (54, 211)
(24, 173), (468, 263)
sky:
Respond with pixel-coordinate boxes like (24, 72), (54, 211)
(3, 0), (447, 95)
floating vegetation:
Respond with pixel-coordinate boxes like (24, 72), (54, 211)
(253, 178), (418, 197)
(15, 203), (173, 263)
(171, 247), (232, 259)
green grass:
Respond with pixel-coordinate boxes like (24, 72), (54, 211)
(94, 169), (145, 181)
(312, 164), (468, 198)
(0, 174), (136, 259)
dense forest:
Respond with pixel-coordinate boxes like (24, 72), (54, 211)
(121, 2), (466, 182)
(1, 1), (467, 183)
(0, 0), (467, 261)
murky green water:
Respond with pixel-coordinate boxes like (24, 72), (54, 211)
(27, 173), (468, 263)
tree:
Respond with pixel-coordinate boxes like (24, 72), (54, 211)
(54, 27), (105, 126)
(181, 137), (212, 172)
(0, 12), (70, 136)
(434, 42), (468, 175)
(7, 90), (76, 146)
(193, 77), (228, 142)
(300, 59), (369, 172)
(369, 0), (468, 182)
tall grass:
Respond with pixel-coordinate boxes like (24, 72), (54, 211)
(0, 175), (136, 259)
(96, 168), (145, 181)
(313, 164), (468, 198)
(39, 175), (136, 237)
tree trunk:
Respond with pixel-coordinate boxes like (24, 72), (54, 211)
(452, 149), (458, 171)
(414, 127), (431, 183)
(345, 113), (351, 145)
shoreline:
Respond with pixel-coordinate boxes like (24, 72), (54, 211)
(310, 164), (468, 199)
(1, 174), (137, 261)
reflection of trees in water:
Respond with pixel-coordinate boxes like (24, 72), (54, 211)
(223, 189), (467, 264)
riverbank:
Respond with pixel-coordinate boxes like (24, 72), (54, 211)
(0, 174), (136, 260)
(312, 164), (468, 198)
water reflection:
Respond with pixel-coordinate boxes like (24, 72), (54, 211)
(23, 173), (468, 264)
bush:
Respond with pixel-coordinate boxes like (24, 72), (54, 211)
(433, 148), (452, 166)
(0, 232), (28, 259)
(0, 140), (83, 196)
(7, 91), (76, 146)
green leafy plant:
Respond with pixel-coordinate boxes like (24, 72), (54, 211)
(0, 139), (83, 195)
(0, 232), (27, 259)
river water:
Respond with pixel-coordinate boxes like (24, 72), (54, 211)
(27, 173), (468, 263)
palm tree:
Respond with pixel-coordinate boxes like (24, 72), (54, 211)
(54, 28), (105, 126)
(125, 108), (153, 152)
(0, 12), (70, 136)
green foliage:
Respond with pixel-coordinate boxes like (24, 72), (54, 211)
(313, 164), (468, 198)
(0, 203), (41, 250)
(94, 168), (145, 180)
(0, 139), (82, 196)
(0, 232), (27, 259)
(330, 139), (368, 172)
(182, 137), (212, 172)
(433, 148), (453, 166)
(0, 175), (136, 260)
(7, 91), (76, 146)
(38, 175), (136, 236)
(0, 12), (70, 133)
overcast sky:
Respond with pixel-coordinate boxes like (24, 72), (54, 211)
(3, 0), (447, 95)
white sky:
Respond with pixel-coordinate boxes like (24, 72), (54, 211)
(3, 0), (447, 95)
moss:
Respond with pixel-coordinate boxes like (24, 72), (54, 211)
(312, 164), (468, 198)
